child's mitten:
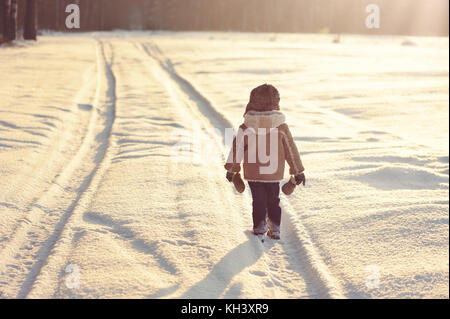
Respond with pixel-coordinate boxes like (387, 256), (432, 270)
(282, 173), (306, 195)
(232, 173), (245, 193)
(282, 176), (297, 195)
(295, 172), (306, 186)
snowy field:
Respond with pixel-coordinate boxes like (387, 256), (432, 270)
(0, 31), (448, 298)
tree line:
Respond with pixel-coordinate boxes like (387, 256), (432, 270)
(38, 0), (449, 36)
(0, 0), (37, 44)
(1, 0), (448, 44)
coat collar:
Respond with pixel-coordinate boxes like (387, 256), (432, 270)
(244, 110), (286, 130)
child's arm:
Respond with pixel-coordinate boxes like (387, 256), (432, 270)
(279, 123), (305, 176)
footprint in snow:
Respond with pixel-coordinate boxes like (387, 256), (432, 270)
(249, 269), (267, 277)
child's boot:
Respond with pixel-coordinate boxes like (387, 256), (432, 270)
(267, 229), (280, 240)
(253, 220), (267, 236)
(267, 219), (281, 239)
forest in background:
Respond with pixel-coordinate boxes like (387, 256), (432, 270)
(1, 0), (37, 43)
(1, 0), (449, 45)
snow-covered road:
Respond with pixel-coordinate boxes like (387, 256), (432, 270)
(0, 32), (448, 298)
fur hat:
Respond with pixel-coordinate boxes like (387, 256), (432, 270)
(244, 84), (280, 116)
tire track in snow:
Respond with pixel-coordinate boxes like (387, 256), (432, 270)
(138, 41), (344, 299)
(22, 39), (117, 298)
(140, 43), (232, 140)
(0, 63), (97, 250)
(0, 65), (99, 297)
(0, 39), (116, 298)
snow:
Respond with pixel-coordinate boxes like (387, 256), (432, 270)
(0, 31), (448, 299)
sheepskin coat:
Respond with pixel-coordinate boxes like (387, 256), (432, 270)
(225, 110), (304, 182)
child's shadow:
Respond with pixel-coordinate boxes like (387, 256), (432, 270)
(180, 231), (263, 298)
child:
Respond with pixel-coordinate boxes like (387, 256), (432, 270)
(224, 84), (305, 239)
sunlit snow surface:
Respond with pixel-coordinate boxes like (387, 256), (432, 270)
(0, 31), (448, 298)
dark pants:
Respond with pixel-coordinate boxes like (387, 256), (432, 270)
(248, 182), (281, 232)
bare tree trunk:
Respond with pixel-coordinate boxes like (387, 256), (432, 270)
(23, 0), (36, 40)
(0, 0), (10, 44)
(54, 0), (59, 30)
(99, 0), (108, 30)
(7, 0), (16, 40)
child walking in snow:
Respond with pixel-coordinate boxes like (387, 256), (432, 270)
(224, 84), (305, 239)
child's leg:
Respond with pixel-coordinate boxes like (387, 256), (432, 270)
(248, 182), (268, 234)
(266, 182), (281, 233)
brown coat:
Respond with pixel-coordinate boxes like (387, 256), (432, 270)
(224, 111), (304, 182)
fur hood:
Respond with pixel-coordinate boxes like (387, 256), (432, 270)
(244, 110), (286, 131)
